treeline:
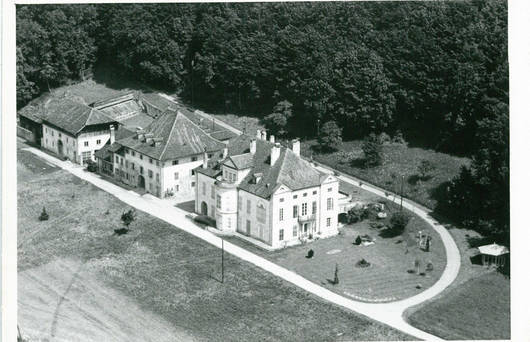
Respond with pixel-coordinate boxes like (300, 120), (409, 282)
(16, 2), (509, 239)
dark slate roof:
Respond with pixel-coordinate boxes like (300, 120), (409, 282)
(94, 144), (112, 161)
(197, 134), (323, 199)
(115, 125), (135, 141)
(117, 110), (226, 161)
(42, 98), (116, 135)
(18, 105), (44, 123)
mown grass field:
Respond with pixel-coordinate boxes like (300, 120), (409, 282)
(227, 184), (446, 303)
(406, 271), (510, 340)
(18, 144), (413, 342)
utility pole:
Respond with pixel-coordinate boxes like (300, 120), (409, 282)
(400, 175), (404, 211)
(317, 119), (320, 137)
(221, 238), (225, 283)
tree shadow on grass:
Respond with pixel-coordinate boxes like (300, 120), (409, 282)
(113, 228), (129, 236)
(408, 175), (421, 186)
(378, 228), (403, 239)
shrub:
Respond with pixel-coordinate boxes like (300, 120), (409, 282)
(318, 120), (343, 151)
(86, 160), (98, 172)
(392, 130), (407, 145)
(194, 215), (215, 227)
(378, 132), (392, 145)
(417, 159), (436, 180)
(38, 207), (49, 221)
(361, 133), (383, 167)
(346, 207), (368, 224)
(390, 211), (410, 232)
(307, 249), (314, 258)
(354, 236), (362, 245)
(355, 258), (371, 268)
(120, 209), (136, 231)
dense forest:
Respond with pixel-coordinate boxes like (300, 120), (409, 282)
(16, 2), (509, 241)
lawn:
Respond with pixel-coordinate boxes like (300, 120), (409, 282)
(404, 221), (511, 340)
(17, 144), (413, 341)
(405, 271), (510, 340)
(227, 184), (446, 303)
(302, 140), (469, 210)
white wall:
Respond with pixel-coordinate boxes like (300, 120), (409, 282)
(77, 130), (111, 163)
(319, 176), (340, 237)
(237, 190), (271, 244)
(196, 172), (217, 218)
(160, 155), (202, 202)
(42, 124), (77, 161)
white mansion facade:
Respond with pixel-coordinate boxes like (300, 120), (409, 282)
(195, 131), (340, 249)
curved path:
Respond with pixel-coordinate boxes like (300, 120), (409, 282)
(23, 144), (460, 341)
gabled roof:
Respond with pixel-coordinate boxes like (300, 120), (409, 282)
(478, 243), (509, 256)
(198, 134), (328, 199)
(117, 110), (226, 161)
(42, 98), (115, 135)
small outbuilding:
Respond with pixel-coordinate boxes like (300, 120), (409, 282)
(478, 243), (509, 267)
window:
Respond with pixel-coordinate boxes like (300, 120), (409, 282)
(327, 218), (331, 227)
(66, 137), (69, 143)
(227, 217), (232, 229)
(202, 182), (206, 195)
(216, 195), (221, 209)
(131, 163), (135, 170)
(45, 138), (48, 144)
(172, 160), (179, 165)
(327, 198), (333, 210)
(132, 151), (136, 157)
(149, 158), (153, 164)
(328, 187), (332, 192)
(174, 172), (179, 180)
(140, 166), (144, 175)
(280, 198), (284, 202)
(51, 131), (54, 136)
(313, 190), (317, 195)
(175, 185), (179, 192)
(257, 204), (266, 223)
(303, 192), (307, 197)
(293, 225), (298, 237)
(247, 200), (251, 214)
(96, 139), (101, 145)
(140, 154), (143, 160)
(58, 133), (61, 138)
(148, 170), (153, 178)
(211, 186), (215, 199)
(45, 128), (48, 133)
(120, 158), (123, 166)
(312, 201), (317, 215)
(156, 161), (159, 166)
(81, 151), (91, 163)
(279, 229), (284, 241)
(301, 203), (307, 216)
(84, 141), (89, 147)
(156, 173), (160, 183)
(293, 205), (298, 218)
(191, 169), (195, 176)
(52, 141), (54, 147)
(279, 208), (284, 221)
(125, 161), (129, 168)
(208, 153), (213, 158)
(191, 181), (195, 187)
(115, 156), (119, 163)
(191, 156), (198, 162)
(293, 195), (298, 199)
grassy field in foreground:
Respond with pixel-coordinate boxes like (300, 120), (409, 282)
(18, 145), (413, 342)
(406, 271), (510, 340)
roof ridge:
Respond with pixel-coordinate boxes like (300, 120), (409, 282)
(159, 111), (181, 160)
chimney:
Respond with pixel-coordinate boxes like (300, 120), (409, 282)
(253, 172), (263, 183)
(222, 146), (228, 159)
(110, 125), (115, 144)
(291, 138), (300, 156)
(256, 129), (262, 139)
(261, 130), (267, 141)
(269, 135), (275, 143)
(202, 148), (208, 169)
(250, 139), (257, 154)
(271, 142), (281, 165)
